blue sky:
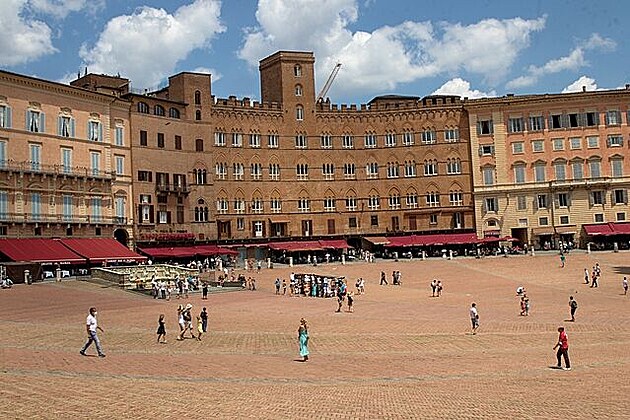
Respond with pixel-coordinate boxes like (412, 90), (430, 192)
(1, 0), (628, 104)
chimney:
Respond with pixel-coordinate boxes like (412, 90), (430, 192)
(625, 84), (630, 90)
(582, 86), (586, 92)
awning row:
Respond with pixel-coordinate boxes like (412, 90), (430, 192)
(365, 233), (517, 248)
(583, 222), (630, 236)
(137, 244), (239, 259)
(0, 238), (146, 265)
(268, 239), (351, 252)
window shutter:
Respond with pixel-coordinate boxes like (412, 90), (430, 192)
(489, 120), (494, 134)
(70, 118), (75, 137)
(26, 110), (30, 130)
(533, 196), (538, 210)
(166, 211), (172, 224)
(561, 114), (569, 128)
(137, 205), (143, 223)
(589, 192), (594, 207)
(40, 113), (45, 133)
(98, 123), (103, 142)
(478, 146), (483, 156)
(548, 115), (553, 129)
(606, 137), (611, 147)
(624, 190), (628, 205)
(57, 116), (62, 136)
(602, 192), (606, 204)
(87, 122), (90, 140)
(149, 205), (154, 223)
(476, 121), (482, 136)
(578, 113), (585, 127)
(567, 194), (572, 207)
(554, 194), (559, 209)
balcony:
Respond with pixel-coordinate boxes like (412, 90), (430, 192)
(0, 160), (114, 181)
(155, 183), (190, 194)
(0, 213), (128, 225)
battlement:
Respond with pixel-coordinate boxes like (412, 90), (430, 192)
(315, 94), (463, 113)
(211, 95), (283, 111)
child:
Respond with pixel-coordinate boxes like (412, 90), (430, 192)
(437, 281), (443, 297)
(196, 316), (203, 341)
(157, 314), (166, 344)
(347, 292), (354, 313)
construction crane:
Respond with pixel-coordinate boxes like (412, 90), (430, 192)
(316, 63), (342, 102)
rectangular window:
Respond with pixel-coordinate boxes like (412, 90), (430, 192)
(539, 217), (549, 226)
(479, 145), (495, 156)
(572, 161), (583, 180)
(349, 217), (357, 228)
(549, 114), (564, 129)
(591, 191), (603, 205)
(594, 213), (604, 223)
(366, 162), (379, 179)
(270, 198), (282, 213)
(590, 160), (601, 178)
(0, 105), (11, 128)
(483, 167), (494, 185)
(62, 195), (72, 221)
(612, 159), (623, 177)
(484, 197), (497, 213)
(31, 193), (41, 220)
(268, 134), (279, 148)
(58, 116), (74, 137)
(115, 156), (124, 176)
(249, 133), (261, 148)
(403, 131), (415, 145)
(426, 192), (440, 207)
(232, 133), (242, 147)
(388, 195), (400, 209)
(371, 215), (379, 227)
(508, 117), (524, 133)
(405, 162), (417, 177)
(214, 132), (226, 146)
(61, 148), (72, 174)
(27, 110), (44, 133)
(234, 199), (245, 214)
(140, 130), (147, 146)
(512, 142), (524, 154)
(137, 170), (152, 182)
(91, 197), (102, 222)
(584, 111), (599, 127)
(449, 192), (463, 206)
(0, 191), (9, 218)
(322, 163), (335, 180)
(268, 163), (280, 180)
(514, 165), (525, 183)
(605, 110), (621, 126)
(344, 163), (356, 179)
(342, 135), (354, 149)
(429, 214), (438, 225)
(617, 213), (626, 222)
(237, 218), (245, 230)
(88, 121), (101, 141)
(0, 141), (5, 168)
(115, 126), (124, 146)
(90, 152), (100, 176)
(324, 198), (336, 212)
(517, 196), (527, 211)
(174, 135), (182, 150)
(368, 195), (380, 210)
(364, 134), (377, 148)
(557, 193), (569, 208)
(195, 138), (204, 152)
(569, 137), (581, 150)
(345, 197), (357, 211)
(320, 134), (332, 149)
(157, 132), (164, 148)
(587, 136), (599, 148)
(529, 115), (544, 131)
(554, 163), (566, 181)
(477, 119), (493, 135)
(534, 164), (546, 182)
(29, 144), (41, 171)
(552, 138), (564, 151)
(421, 130), (437, 144)
(567, 113), (581, 128)
(607, 135), (623, 147)
(295, 135), (307, 148)
(532, 140), (544, 152)
(537, 194), (548, 209)
(614, 189), (627, 205)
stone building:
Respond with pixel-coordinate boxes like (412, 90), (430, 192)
(0, 70), (133, 244)
(467, 88), (630, 249)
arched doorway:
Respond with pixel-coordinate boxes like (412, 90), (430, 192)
(114, 228), (128, 247)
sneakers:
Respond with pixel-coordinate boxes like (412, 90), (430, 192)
(98, 354), (106, 358)
(79, 350), (86, 356)
(563, 367), (571, 371)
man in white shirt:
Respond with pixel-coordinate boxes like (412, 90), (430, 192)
(80, 307), (105, 357)
(470, 303), (479, 335)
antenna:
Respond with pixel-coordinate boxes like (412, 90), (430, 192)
(317, 63), (342, 102)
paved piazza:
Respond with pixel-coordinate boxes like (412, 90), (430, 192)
(2, 252), (630, 419)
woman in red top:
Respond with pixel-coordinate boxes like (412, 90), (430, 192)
(553, 326), (571, 370)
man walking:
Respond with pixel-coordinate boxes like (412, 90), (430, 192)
(80, 307), (105, 357)
(380, 271), (388, 285)
(623, 277), (628, 295)
(569, 296), (578, 322)
(553, 326), (571, 370)
(470, 303), (479, 335)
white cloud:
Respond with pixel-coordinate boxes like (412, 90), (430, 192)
(239, 1), (545, 98)
(29, 0), (102, 19)
(562, 76), (598, 93)
(432, 78), (496, 99)
(191, 67), (222, 82)
(80, 0), (226, 88)
(506, 33), (616, 89)
(0, 0), (57, 66)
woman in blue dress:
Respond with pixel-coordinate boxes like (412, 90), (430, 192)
(298, 318), (309, 361)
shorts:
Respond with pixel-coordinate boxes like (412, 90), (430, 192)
(471, 318), (479, 328)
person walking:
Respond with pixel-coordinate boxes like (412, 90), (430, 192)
(196, 316), (203, 341)
(623, 277), (628, 295)
(200, 307), (208, 333)
(559, 253), (566, 268)
(80, 307), (106, 357)
(380, 271), (388, 285)
(569, 296), (578, 322)
(583, 268), (590, 285)
(553, 326), (571, 370)
(156, 314), (167, 344)
(347, 291), (354, 313)
(436, 281), (443, 297)
(275, 278), (281, 295)
(470, 303), (479, 335)
(431, 279), (437, 297)
(298, 318), (309, 362)
(202, 282), (208, 300)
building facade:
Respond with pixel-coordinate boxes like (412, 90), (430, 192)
(0, 71), (133, 243)
(467, 89), (630, 249)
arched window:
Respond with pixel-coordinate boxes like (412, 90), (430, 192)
(154, 105), (165, 116)
(195, 138), (204, 152)
(296, 105), (304, 121)
(194, 90), (201, 105)
(137, 102), (149, 114)
(169, 107), (180, 119)
(195, 110), (201, 121)
(295, 84), (303, 96)
(294, 64), (302, 77)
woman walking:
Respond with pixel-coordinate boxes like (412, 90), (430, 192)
(156, 314), (167, 343)
(298, 318), (309, 362)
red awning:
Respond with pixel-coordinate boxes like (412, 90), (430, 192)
(365, 236), (391, 246)
(611, 222), (630, 235)
(193, 244), (239, 256)
(0, 238), (86, 264)
(583, 223), (615, 236)
(60, 238), (146, 263)
(268, 241), (324, 252)
(383, 236), (417, 247)
(318, 239), (351, 249)
(138, 246), (198, 259)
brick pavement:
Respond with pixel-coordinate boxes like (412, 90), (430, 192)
(1, 251), (630, 418)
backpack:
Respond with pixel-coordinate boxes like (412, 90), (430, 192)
(570, 300), (577, 309)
